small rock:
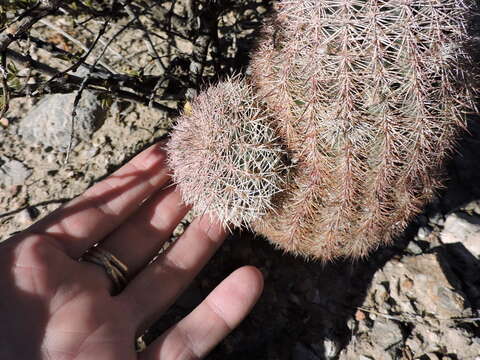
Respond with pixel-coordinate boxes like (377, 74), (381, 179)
(355, 309), (366, 321)
(406, 240), (423, 255)
(343, 252), (477, 359)
(429, 212), (445, 227)
(0, 157), (32, 187)
(441, 212), (480, 257)
(371, 318), (403, 349)
(15, 208), (34, 225)
(463, 200), (480, 216)
(18, 90), (107, 151)
(323, 338), (338, 359)
(405, 336), (423, 356)
(346, 317), (356, 330)
(417, 226), (432, 241)
(399, 254), (466, 319)
(373, 283), (389, 305)
(175, 37), (194, 54)
(400, 276), (414, 291)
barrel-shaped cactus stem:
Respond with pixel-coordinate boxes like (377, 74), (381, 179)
(167, 77), (289, 228)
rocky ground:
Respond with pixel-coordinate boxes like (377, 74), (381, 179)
(1, 1), (480, 359)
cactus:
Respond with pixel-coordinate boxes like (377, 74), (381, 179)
(167, 77), (288, 228)
(167, 0), (480, 260)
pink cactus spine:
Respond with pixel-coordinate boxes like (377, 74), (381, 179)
(168, 0), (480, 261)
(167, 77), (288, 228)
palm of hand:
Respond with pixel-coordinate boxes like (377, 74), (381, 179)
(0, 143), (263, 360)
(1, 235), (137, 360)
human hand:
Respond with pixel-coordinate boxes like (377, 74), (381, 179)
(0, 142), (263, 360)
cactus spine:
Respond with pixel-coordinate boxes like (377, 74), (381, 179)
(167, 78), (288, 228)
(167, 0), (480, 260)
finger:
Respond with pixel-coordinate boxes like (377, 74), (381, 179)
(94, 186), (189, 282)
(140, 266), (264, 360)
(28, 142), (170, 258)
(120, 215), (227, 330)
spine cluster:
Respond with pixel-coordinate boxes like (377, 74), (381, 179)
(167, 0), (480, 260)
(167, 78), (287, 228)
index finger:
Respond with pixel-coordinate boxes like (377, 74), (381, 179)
(27, 142), (170, 258)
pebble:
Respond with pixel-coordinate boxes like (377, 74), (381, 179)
(15, 208), (34, 225)
(371, 318), (403, 349)
(416, 225), (432, 241)
(322, 338), (338, 359)
(463, 200), (480, 216)
(400, 254), (466, 319)
(429, 212), (445, 227)
(441, 212), (480, 257)
(406, 240), (423, 255)
(355, 310), (366, 321)
(0, 157), (32, 187)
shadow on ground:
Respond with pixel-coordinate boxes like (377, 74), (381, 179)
(149, 119), (480, 360)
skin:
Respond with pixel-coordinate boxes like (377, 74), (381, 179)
(0, 142), (264, 360)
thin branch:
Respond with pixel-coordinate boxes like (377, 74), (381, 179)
(65, 76), (87, 162)
(0, 0), (61, 116)
(65, 15), (113, 162)
(149, 76), (168, 108)
(61, 0), (126, 19)
(6, 48), (177, 113)
(0, 60), (9, 118)
(120, 0), (166, 73)
(6, 48), (58, 76)
(38, 18), (89, 52)
(28, 35), (81, 61)
(118, 1), (172, 106)
(38, 17), (116, 74)
(44, 17), (111, 85)
(57, 7), (134, 67)
(0, 0), (61, 52)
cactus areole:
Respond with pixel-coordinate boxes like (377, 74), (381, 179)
(167, 0), (480, 261)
